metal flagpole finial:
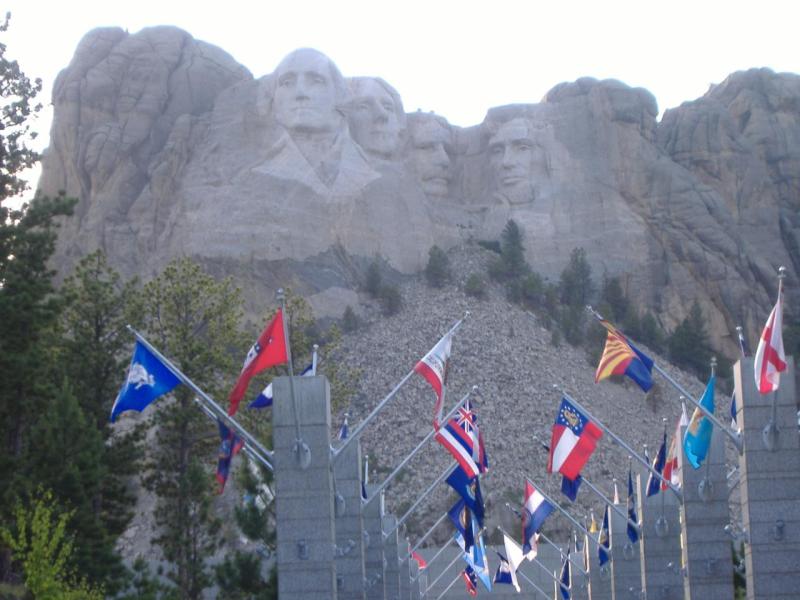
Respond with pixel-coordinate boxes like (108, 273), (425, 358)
(710, 356), (717, 374)
(276, 287), (285, 302)
(464, 310), (470, 319)
(778, 265), (787, 279)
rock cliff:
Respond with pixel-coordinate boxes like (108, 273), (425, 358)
(38, 27), (800, 354)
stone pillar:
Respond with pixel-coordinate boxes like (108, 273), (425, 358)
(736, 357), (800, 600)
(408, 560), (420, 599)
(609, 501), (644, 600)
(397, 536), (411, 600)
(586, 532), (612, 600)
(273, 376), (337, 599)
(679, 420), (732, 599)
(383, 515), (401, 600)
(363, 485), (386, 600)
(640, 480), (684, 600)
(333, 439), (367, 600)
(569, 540), (589, 600)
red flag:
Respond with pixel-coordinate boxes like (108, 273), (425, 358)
(414, 331), (452, 425)
(661, 404), (688, 490)
(228, 309), (288, 415)
(754, 291), (787, 394)
(411, 550), (427, 570)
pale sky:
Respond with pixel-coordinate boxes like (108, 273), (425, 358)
(4, 0), (799, 189)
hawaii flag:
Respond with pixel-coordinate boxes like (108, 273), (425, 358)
(414, 331), (452, 425)
(754, 290), (787, 394)
(228, 309), (288, 415)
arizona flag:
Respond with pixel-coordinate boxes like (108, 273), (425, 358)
(595, 320), (654, 392)
(415, 331), (452, 424)
(754, 290), (787, 394)
(548, 398), (603, 480)
(228, 310), (288, 415)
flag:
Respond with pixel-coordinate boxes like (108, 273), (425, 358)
(361, 454), (369, 501)
(683, 376), (715, 469)
(449, 499), (475, 553)
(216, 419), (244, 492)
(110, 340), (181, 422)
(411, 550), (427, 570)
(459, 398), (489, 473)
(248, 362), (313, 409)
(662, 405), (688, 490)
(467, 525), (492, 592)
(645, 431), (667, 497)
(228, 310), (288, 415)
(559, 553), (571, 600)
(547, 397), (603, 480)
(588, 510), (598, 534)
(462, 566), (478, 596)
(446, 466), (485, 527)
(598, 506), (610, 567)
(337, 414), (349, 441)
(493, 552), (520, 592)
(523, 480), (554, 558)
(754, 291), (787, 394)
(626, 468), (639, 543)
(436, 418), (481, 478)
(414, 330), (452, 424)
(594, 319), (654, 392)
(731, 326), (750, 426)
(502, 534), (524, 592)
(561, 474), (582, 502)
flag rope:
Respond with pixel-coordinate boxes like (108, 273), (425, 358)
(384, 461), (458, 539)
(404, 510), (449, 567)
(193, 398), (273, 471)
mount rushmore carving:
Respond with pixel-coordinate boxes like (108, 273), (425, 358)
(38, 26), (800, 352)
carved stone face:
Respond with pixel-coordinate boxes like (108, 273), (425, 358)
(348, 79), (402, 158)
(273, 49), (340, 134)
(408, 119), (452, 197)
(488, 118), (543, 205)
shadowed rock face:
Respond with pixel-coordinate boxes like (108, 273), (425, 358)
(40, 27), (799, 350)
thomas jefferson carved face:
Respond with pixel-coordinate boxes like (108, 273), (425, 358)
(272, 49), (343, 134)
(407, 116), (452, 198)
(347, 78), (403, 159)
(488, 118), (544, 204)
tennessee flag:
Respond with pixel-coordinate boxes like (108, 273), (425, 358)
(415, 331), (452, 425)
(595, 320), (653, 392)
(228, 309), (288, 415)
(754, 290), (787, 394)
(547, 398), (603, 480)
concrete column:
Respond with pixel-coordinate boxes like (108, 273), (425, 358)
(272, 376), (337, 599)
(397, 536), (411, 600)
(408, 561), (420, 599)
(363, 485), (386, 600)
(383, 515), (401, 600)
(586, 532), (612, 600)
(640, 480), (684, 600)
(333, 439), (367, 600)
(609, 500), (644, 600)
(568, 540), (589, 600)
(736, 357), (800, 600)
(679, 419), (733, 600)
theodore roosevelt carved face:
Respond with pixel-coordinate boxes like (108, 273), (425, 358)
(407, 113), (453, 198)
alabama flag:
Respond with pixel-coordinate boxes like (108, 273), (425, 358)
(414, 331), (452, 425)
(228, 309), (288, 415)
(547, 398), (603, 480)
(754, 290), (787, 394)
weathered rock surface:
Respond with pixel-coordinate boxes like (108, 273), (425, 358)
(39, 27), (800, 354)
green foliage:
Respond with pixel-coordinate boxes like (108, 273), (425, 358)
(134, 257), (243, 599)
(477, 239), (501, 254)
(364, 261), (382, 297)
(464, 273), (486, 298)
(424, 245), (451, 287)
(379, 284), (403, 315)
(0, 490), (103, 599)
(559, 304), (587, 346)
(342, 305), (359, 332)
(118, 557), (170, 600)
(599, 276), (630, 323)
(668, 300), (713, 379)
(637, 312), (666, 353)
(215, 552), (276, 600)
(559, 247), (593, 309)
(488, 220), (529, 282)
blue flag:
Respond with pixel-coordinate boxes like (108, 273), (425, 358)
(337, 414), (349, 440)
(446, 466), (485, 527)
(645, 432), (667, 497)
(216, 419), (244, 492)
(110, 340), (181, 422)
(598, 506), (610, 567)
(248, 362), (314, 409)
(561, 474), (582, 502)
(449, 499), (475, 552)
(559, 553), (571, 600)
(493, 552), (519, 591)
(683, 375), (715, 469)
(627, 468), (639, 543)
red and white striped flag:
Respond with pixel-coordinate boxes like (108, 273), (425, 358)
(662, 404), (688, 490)
(754, 291), (787, 394)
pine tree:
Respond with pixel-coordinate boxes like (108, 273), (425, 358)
(559, 247), (594, 309)
(489, 219), (529, 281)
(668, 300), (712, 378)
(424, 245), (450, 287)
(364, 261), (382, 297)
(134, 258), (243, 599)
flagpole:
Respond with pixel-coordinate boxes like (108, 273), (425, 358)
(533, 433), (641, 534)
(333, 314), (467, 461)
(515, 566), (551, 599)
(414, 538), (453, 582)
(127, 327), (277, 464)
(364, 389), (472, 505)
(433, 571), (463, 600)
(276, 289), (312, 469)
(497, 524), (588, 577)
(383, 462), (458, 538)
(586, 305), (743, 452)
(558, 388), (684, 502)
(764, 266), (787, 450)
(193, 398), (273, 471)
(402, 510), (449, 565)
(423, 545), (463, 595)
